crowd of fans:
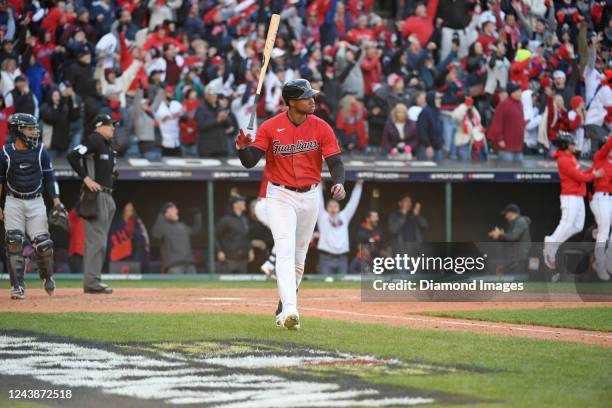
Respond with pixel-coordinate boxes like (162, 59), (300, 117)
(0, 0), (608, 163)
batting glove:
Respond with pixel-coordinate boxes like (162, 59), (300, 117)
(235, 129), (253, 150)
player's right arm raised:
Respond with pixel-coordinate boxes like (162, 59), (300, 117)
(235, 129), (264, 168)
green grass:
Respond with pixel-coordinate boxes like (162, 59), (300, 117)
(0, 279), (360, 290)
(0, 399), (44, 408)
(420, 307), (612, 332)
(0, 312), (610, 407)
(0, 397), (47, 408)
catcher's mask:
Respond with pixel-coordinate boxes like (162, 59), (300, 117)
(8, 113), (40, 149)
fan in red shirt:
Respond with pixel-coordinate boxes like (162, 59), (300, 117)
(401, 0), (439, 46)
(235, 79), (345, 331)
(589, 134), (612, 280)
(178, 89), (201, 156)
(544, 133), (603, 270)
(33, 31), (56, 75)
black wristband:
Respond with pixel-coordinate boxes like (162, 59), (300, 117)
(238, 147), (264, 168)
(325, 154), (345, 185)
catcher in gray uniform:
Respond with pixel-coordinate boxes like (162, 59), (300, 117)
(0, 113), (68, 300)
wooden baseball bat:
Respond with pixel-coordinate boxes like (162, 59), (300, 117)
(247, 13), (280, 130)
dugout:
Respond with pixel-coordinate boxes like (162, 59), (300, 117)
(37, 156), (588, 275)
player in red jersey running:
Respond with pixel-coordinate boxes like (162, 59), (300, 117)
(544, 132), (603, 271)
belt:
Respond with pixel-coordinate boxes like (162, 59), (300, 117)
(100, 186), (113, 194)
(271, 182), (317, 193)
(8, 192), (41, 200)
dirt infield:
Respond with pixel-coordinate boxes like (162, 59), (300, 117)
(1, 288), (611, 346)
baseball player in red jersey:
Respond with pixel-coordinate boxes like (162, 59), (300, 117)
(544, 133), (603, 270)
(254, 174), (277, 278)
(590, 135), (612, 280)
(235, 79), (346, 330)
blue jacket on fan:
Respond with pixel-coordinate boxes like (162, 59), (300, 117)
(416, 91), (444, 150)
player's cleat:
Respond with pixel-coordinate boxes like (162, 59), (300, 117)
(10, 286), (25, 300)
(261, 261), (277, 280)
(283, 313), (301, 331)
(593, 262), (610, 281)
(84, 283), (113, 294)
(43, 277), (56, 295)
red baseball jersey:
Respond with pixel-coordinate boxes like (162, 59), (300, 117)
(553, 149), (593, 196)
(252, 112), (341, 187)
(593, 136), (612, 193)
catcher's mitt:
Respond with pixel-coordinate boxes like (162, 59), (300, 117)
(48, 203), (69, 230)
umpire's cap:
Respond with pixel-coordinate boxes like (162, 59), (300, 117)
(555, 131), (576, 150)
(282, 79), (319, 104)
(91, 114), (119, 129)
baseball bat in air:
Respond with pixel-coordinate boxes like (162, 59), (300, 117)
(247, 13), (280, 130)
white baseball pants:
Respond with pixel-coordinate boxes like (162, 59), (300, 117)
(544, 195), (585, 260)
(266, 183), (319, 316)
(589, 193), (612, 271)
(254, 198), (269, 228)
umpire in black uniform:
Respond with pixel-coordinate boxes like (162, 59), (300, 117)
(67, 114), (117, 294)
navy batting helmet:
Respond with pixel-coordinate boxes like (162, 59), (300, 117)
(555, 131), (576, 150)
(8, 113), (40, 149)
(282, 79), (319, 104)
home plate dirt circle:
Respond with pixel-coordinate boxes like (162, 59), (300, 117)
(1, 288), (610, 346)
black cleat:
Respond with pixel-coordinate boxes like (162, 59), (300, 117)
(84, 283), (113, 294)
(10, 286), (25, 300)
(43, 277), (55, 296)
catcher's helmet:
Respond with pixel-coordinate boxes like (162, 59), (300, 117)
(8, 113), (40, 149)
(555, 131), (576, 150)
(282, 79), (319, 104)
